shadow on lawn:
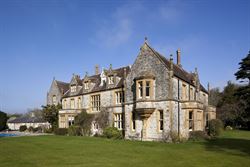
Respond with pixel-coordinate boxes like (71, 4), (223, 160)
(204, 138), (250, 156)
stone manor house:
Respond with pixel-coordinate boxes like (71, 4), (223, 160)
(47, 40), (216, 141)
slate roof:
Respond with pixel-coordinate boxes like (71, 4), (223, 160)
(63, 66), (131, 97)
(145, 43), (208, 93)
(8, 117), (47, 123)
(55, 80), (69, 94)
(54, 43), (207, 97)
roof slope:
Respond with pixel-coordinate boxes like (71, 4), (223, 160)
(63, 66), (130, 97)
(145, 43), (208, 93)
(55, 80), (69, 93)
(8, 117), (47, 123)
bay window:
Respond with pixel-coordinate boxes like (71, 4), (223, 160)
(136, 79), (154, 100)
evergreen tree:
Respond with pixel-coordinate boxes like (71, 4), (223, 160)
(0, 111), (8, 131)
(235, 51), (250, 85)
(42, 104), (61, 130)
(234, 51), (250, 129)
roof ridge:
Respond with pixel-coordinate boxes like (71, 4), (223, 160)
(145, 42), (194, 78)
(55, 80), (69, 85)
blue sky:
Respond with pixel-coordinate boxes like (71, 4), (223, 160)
(0, 0), (249, 113)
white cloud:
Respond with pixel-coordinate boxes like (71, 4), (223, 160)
(94, 17), (132, 48)
(90, 3), (144, 48)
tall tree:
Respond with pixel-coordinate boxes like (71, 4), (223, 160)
(234, 51), (250, 129)
(42, 104), (61, 130)
(0, 111), (8, 131)
(235, 51), (250, 85)
(208, 87), (222, 106)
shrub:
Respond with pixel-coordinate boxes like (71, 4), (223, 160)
(19, 125), (27, 132)
(44, 128), (53, 133)
(75, 110), (94, 136)
(189, 131), (209, 141)
(103, 127), (123, 139)
(208, 119), (223, 137)
(170, 131), (179, 143)
(28, 126), (34, 132)
(54, 128), (68, 135)
(68, 126), (81, 136)
(225, 125), (233, 130)
(33, 126), (42, 133)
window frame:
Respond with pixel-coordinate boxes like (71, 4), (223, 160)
(84, 82), (89, 90)
(108, 75), (114, 85)
(136, 79), (154, 100)
(71, 85), (77, 93)
(114, 113), (123, 130)
(189, 111), (194, 131)
(91, 94), (101, 111)
(115, 91), (124, 104)
(131, 112), (136, 131)
(78, 97), (82, 109)
(158, 110), (163, 131)
(68, 116), (75, 127)
(70, 98), (75, 109)
(52, 95), (57, 105)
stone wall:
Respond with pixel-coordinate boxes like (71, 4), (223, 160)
(47, 80), (62, 105)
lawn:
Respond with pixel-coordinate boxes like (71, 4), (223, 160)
(0, 130), (250, 167)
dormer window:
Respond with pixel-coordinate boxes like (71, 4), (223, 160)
(71, 85), (76, 92)
(84, 82), (89, 90)
(108, 76), (114, 84)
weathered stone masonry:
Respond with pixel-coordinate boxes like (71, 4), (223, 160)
(47, 39), (216, 141)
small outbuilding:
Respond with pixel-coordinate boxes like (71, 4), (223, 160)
(7, 117), (50, 130)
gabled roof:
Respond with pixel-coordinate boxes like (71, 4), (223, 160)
(63, 66), (130, 97)
(55, 80), (69, 94)
(144, 42), (208, 93)
(70, 75), (82, 86)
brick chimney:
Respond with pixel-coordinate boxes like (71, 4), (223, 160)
(95, 65), (100, 75)
(176, 48), (181, 67)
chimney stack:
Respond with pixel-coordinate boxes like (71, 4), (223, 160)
(176, 48), (181, 67)
(95, 65), (100, 75)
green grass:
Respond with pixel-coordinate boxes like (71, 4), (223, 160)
(0, 130), (250, 167)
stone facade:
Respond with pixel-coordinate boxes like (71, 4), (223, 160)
(47, 40), (216, 141)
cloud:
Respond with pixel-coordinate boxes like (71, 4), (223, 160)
(90, 2), (144, 48)
(90, 0), (185, 49)
(94, 17), (132, 48)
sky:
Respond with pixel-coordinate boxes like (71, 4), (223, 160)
(0, 0), (249, 114)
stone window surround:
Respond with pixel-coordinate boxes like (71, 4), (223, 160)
(114, 113), (123, 130)
(68, 115), (75, 127)
(84, 81), (89, 90)
(91, 94), (101, 112)
(115, 91), (124, 104)
(131, 112), (136, 131)
(135, 78), (154, 100)
(71, 85), (77, 93)
(189, 110), (194, 131)
(108, 75), (114, 85)
(52, 95), (57, 105)
(70, 98), (75, 109)
(158, 110), (163, 132)
(77, 97), (82, 109)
